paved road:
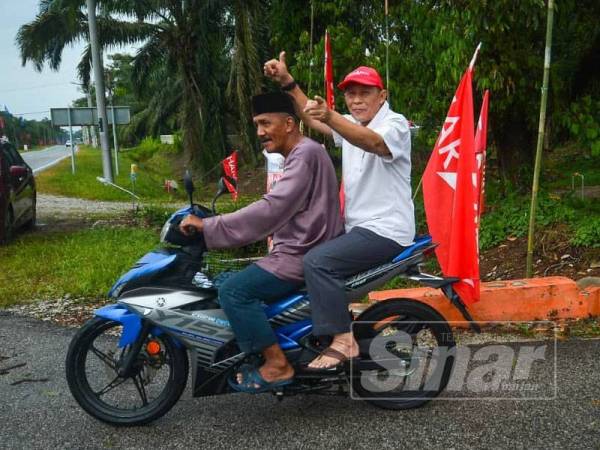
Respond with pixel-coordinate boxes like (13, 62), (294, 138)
(0, 312), (598, 450)
(20, 145), (73, 174)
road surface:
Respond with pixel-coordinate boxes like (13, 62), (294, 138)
(20, 145), (74, 174)
(0, 312), (598, 449)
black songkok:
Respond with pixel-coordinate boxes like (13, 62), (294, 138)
(251, 92), (296, 117)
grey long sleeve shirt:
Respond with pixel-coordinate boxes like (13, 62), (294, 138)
(203, 137), (344, 282)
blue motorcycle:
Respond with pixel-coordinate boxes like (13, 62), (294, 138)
(66, 173), (477, 426)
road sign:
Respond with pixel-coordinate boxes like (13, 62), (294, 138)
(50, 107), (131, 126)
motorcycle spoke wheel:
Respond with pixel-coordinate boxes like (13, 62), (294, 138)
(66, 317), (188, 426)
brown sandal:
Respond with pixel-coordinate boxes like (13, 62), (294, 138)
(303, 346), (357, 372)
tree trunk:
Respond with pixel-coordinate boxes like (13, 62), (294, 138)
(180, 66), (204, 172)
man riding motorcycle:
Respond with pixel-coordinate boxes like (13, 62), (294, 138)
(179, 92), (343, 392)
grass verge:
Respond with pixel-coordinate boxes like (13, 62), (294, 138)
(35, 144), (186, 202)
(0, 226), (158, 307)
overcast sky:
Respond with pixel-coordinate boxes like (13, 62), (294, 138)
(0, 1), (137, 122)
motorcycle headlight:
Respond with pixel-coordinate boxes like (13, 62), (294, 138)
(159, 220), (171, 243)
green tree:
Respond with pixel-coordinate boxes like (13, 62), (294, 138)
(269, 0), (599, 184)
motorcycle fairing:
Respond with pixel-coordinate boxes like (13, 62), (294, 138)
(108, 251), (178, 298)
(392, 235), (433, 262)
(118, 287), (215, 310)
(264, 293), (309, 319)
(275, 319), (313, 350)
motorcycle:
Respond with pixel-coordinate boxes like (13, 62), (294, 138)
(65, 173), (478, 426)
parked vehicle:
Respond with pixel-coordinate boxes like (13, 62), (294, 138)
(0, 141), (36, 244)
(65, 173), (478, 426)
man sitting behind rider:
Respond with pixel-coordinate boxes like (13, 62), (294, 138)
(264, 52), (415, 370)
(180, 92), (344, 391)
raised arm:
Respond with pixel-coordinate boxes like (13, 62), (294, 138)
(303, 96), (392, 158)
(264, 51), (333, 138)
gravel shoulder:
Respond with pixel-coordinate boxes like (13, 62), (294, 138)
(37, 194), (136, 219)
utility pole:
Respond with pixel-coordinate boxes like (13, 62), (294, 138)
(67, 107), (75, 173)
(107, 73), (120, 175)
(86, 0), (113, 182)
(86, 85), (97, 147)
(526, 0), (555, 277)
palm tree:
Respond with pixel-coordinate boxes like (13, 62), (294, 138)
(17, 0), (265, 171)
(227, 0), (268, 165)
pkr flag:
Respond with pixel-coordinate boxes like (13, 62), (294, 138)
(422, 51), (481, 304)
(475, 90), (489, 217)
(222, 151), (238, 201)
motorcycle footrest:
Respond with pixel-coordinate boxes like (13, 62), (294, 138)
(349, 357), (411, 372)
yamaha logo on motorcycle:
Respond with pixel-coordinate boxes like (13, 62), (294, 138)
(65, 174), (476, 426)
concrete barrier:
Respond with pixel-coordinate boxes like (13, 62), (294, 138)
(365, 276), (600, 326)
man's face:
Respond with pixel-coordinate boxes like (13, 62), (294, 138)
(343, 83), (387, 125)
(253, 113), (292, 153)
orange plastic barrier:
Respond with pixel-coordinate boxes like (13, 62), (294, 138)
(366, 276), (600, 324)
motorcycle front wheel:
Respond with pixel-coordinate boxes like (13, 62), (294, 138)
(66, 317), (188, 426)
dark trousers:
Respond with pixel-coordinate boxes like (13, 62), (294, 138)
(218, 264), (302, 354)
(303, 227), (405, 336)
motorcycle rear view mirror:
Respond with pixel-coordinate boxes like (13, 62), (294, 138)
(184, 170), (195, 207)
(211, 177), (229, 214)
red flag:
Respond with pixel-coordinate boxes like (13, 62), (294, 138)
(222, 151), (238, 201)
(475, 90), (489, 217)
(325, 29), (344, 215)
(422, 65), (480, 304)
(324, 30), (335, 110)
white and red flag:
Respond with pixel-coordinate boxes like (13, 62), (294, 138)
(422, 48), (481, 305)
(475, 90), (489, 217)
(222, 150), (238, 201)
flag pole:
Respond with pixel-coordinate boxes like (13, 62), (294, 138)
(469, 42), (482, 71)
(307, 0), (314, 98)
(305, 0), (315, 138)
(385, 0), (390, 106)
(526, 0), (555, 277)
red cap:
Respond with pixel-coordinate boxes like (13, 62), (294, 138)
(337, 66), (384, 90)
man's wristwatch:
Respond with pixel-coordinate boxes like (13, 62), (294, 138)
(281, 80), (297, 91)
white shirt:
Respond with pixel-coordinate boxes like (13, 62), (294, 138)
(332, 101), (415, 246)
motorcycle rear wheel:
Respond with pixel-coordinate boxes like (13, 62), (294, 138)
(66, 317), (188, 426)
(351, 299), (455, 410)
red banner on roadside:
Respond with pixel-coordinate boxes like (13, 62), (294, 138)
(222, 150), (238, 201)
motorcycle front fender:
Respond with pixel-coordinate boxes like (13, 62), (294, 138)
(95, 304), (142, 348)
